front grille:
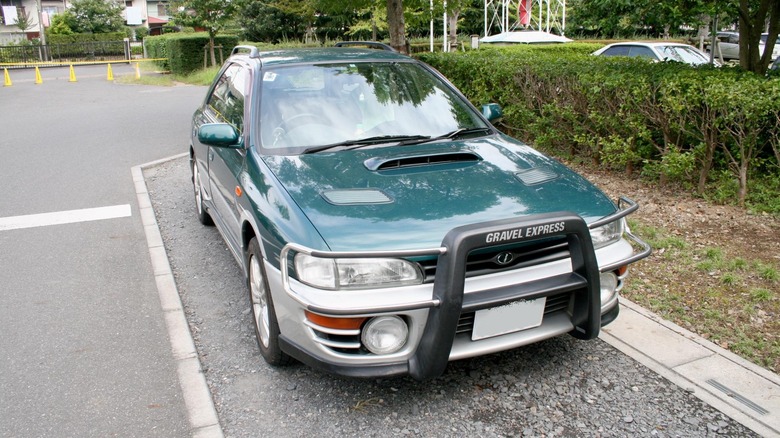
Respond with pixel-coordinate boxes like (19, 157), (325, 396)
(416, 237), (570, 283)
(455, 291), (573, 335)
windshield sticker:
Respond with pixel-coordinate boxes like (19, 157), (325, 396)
(263, 72), (277, 82)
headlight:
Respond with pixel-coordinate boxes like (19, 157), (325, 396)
(590, 218), (625, 249)
(294, 255), (424, 290)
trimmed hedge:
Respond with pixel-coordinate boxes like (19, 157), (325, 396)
(417, 45), (780, 210)
(46, 32), (126, 45)
(144, 33), (240, 74)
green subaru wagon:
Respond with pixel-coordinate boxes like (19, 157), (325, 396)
(189, 43), (650, 380)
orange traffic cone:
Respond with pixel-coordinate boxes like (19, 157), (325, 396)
(134, 62), (140, 79)
(106, 64), (114, 81)
(3, 68), (11, 87)
(34, 66), (43, 84)
(69, 65), (77, 82)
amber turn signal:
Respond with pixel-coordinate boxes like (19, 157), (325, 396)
(305, 311), (366, 330)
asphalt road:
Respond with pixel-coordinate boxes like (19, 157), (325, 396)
(0, 69), (205, 436)
(145, 156), (757, 437)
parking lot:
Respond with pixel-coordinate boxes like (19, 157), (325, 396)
(0, 68), (763, 437)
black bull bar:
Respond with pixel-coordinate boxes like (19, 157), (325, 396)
(408, 212), (600, 380)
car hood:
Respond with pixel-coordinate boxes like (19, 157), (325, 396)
(262, 135), (616, 251)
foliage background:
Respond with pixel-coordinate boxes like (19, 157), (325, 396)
(418, 45), (780, 213)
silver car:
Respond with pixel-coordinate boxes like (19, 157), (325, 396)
(709, 32), (780, 61)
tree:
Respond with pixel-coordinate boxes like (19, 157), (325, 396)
(14, 8), (35, 33)
(171, 0), (237, 67)
(315, 0), (408, 52)
(238, 1), (309, 42)
(733, 0), (780, 74)
(386, 0), (406, 52)
(47, 11), (76, 35)
(68, 0), (125, 33)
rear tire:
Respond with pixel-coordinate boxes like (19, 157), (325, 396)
(247, 237), (290, 366)
(191, 156), (213, 226)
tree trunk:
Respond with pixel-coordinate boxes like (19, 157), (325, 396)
(697, 139), (715, 194)
(737, 0), (780, 74)
(209, 34), (217, 68)
(737, 163), (748, 207)
(448, 10), (459, 50)
(386, 0), (407, 54)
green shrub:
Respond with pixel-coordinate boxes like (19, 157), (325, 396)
(416, 46), (780, 213)
(144, 33), (240, 74)
(46, 32), (126, 45)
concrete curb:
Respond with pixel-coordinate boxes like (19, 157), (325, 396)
(601, 297), (780, 437)
(132, 154), (224, 438)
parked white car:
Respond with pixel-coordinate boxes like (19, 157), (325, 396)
(592, 42), (715, 66)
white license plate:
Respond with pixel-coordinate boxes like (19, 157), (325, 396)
(471, 297), (546, 341)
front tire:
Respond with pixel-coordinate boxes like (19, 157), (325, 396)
(191, 156), (213, 226)
(247, 237), (290, 366)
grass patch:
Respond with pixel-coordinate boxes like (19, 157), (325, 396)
(750, 288), (772, 302)
(116, 73), (174, 86)
(624, 220), (780, 373)
(114, 64), (220, 87)
(728, 257), (748, 271)
(756, 263), (779, 282)
(175, 66), (221, 86)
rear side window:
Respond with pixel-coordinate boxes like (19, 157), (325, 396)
(626, 46), (657, 60)
(602, 46), (630, 57)
(207, 64), (249, 134)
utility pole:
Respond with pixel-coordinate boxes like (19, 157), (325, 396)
(36, 0), (46, 46)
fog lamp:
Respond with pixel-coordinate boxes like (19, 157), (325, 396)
(599, 272), (619, 308)
(361, 316), (408, 355)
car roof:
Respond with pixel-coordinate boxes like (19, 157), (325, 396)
(603, 42), (694, 48)
(233, 47), (413, 68)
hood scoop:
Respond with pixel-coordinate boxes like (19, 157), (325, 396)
(364, 151), (482, 172)
(515, 167), (559, 185)
(321, 189), (394, 205)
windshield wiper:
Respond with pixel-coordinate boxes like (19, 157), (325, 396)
(301, 135), (431, 154)
(396, 127), (493, 146)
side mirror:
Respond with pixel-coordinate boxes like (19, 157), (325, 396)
(481, 103), (503, 124)
(198, 123), (241, 148)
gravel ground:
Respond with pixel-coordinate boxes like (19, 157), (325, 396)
(144, 156), (757, 437)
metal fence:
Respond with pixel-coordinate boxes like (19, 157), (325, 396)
(0, 41), (131, 68)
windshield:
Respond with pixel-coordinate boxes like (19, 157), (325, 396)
(659, 45), (710, 65)
(257, 62), (489, 154)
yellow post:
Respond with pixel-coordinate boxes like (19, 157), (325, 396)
(134, 62), (140, 79)
(34, 66), (43, 84)
(69, 65), (77, 82)
(3, 68), (11, 87)
(106, 64), (114, 81)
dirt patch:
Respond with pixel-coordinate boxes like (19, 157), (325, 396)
(572, 163), (780, 373)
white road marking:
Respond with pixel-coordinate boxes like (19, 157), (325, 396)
(0, 204), (132, 231)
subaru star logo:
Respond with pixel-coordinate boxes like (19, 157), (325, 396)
(495, 251), (514, 266)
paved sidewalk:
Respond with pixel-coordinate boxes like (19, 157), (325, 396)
(601, 298), (780, 437)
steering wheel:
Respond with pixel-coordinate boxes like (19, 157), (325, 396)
(272, 113), (330, 147)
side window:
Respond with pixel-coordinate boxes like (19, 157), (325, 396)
(627, 46), (657, 60)
(206, 64), (249, 134)
(603, 46), (630, 57)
